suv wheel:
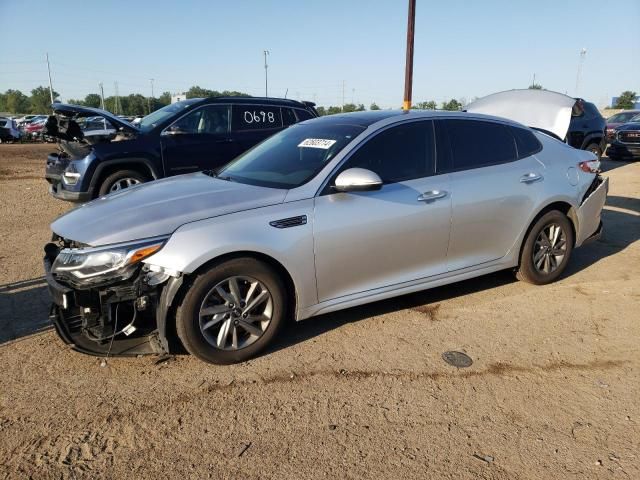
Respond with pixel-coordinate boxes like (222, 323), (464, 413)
(98, 169), (148, 196)
(586, 143), (602, 160)
(516, 210), (574, 285)
(176, 258), (287, 364)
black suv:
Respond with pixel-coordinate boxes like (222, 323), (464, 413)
(44, 97), (318, 201)
(567, 98), (606, 159)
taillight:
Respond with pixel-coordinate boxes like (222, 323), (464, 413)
(578, 160), (600, 173)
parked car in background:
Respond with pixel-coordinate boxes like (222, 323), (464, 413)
(44, 97), (319, 201)
(15, 115), (38, 127)
(18, 115), (48, 129)
(24, 118), (47, 139)
(0, 117), (21, 142)
(566, 99), (606, 159)
(606, 110), (640, 141)
(44, 90), (607, 364)
(607, 121), (640, 161)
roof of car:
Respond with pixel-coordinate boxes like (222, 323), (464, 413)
(302, 109), (527, 128)
(193, 96), (315, 109)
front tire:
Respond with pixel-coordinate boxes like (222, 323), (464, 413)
(176, 258), (287, 364)
(97, 169), (148, 196)
(516, 210), (574, 285)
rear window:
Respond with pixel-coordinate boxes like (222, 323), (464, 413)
(442, 119), (518, 171)
(294, 109), (314, 121)
(232, 105), (283, 131)
(511, 127), (542, 158)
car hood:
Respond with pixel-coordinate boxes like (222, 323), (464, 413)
(51, 103), (139, 134)
(51, 173), (287, 246)
(466, 89), (576, 140)
(616, 122), (640, 131)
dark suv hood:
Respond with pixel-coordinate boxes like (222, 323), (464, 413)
(616, 122), (640, 131)
(51, 173), (287, 245)
(51, 103), (140, 134)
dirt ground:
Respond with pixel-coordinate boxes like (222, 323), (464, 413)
(0, 143), (638, 479)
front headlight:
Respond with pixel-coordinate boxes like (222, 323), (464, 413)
(52, 236), (168, 287)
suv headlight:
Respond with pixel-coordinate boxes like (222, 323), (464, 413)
(52, 236), (168, 287)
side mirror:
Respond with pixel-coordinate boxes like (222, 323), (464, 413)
(161, 125), (185, 136)
(333, 168), (383, 193)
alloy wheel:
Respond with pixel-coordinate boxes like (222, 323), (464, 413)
(109, 177), (141, 192)
(533, 223), (567, 274)
(198, 276), (273, 351)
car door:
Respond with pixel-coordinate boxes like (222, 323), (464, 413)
(230, 104), (285, 155)
(313, 120), (452, 302)
(436, 119), (545, 271)
(160, 104), (235, 175)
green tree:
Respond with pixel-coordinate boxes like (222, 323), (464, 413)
(316, 106), (327, 116)
(528, 83), (543, 90)
(158, 91), (172, 107)
(3, 89), (30, 114)
(441, 99), (462, 111)
(370, 102), (381, 110)
(29, 86), (59, 113)
(615, 91), (637, 109)
(342, 103), (365, 112)
(326, 106), (342, 115)
(83, 93), (102, 108)
(413, 100), (437, 110)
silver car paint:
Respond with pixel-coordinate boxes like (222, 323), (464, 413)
(51, 109), (607, 322)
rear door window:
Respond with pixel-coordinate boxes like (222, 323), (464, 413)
(169, 105), (229, 134)
(511, 126), (542, 158)
(438, 119), (517, 172)
(281, 108), (297, 126)
(232, 105), (283, 131)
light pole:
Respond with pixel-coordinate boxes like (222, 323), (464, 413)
(149, 78), (155, 114)
(263, 50), (269, 97)
(575, 48), (587, 96)
(46, 53), (54, 105)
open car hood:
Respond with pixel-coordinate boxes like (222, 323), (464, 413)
(465, 89), (576, 140)
(51, 103), (140, 134)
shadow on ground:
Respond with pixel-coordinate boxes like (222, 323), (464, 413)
(0, 277), (51, 345)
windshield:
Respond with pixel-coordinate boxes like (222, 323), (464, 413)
(609, 112), (639, 123)
(138, 99), (201, 132)
(217, 122), (365, 189)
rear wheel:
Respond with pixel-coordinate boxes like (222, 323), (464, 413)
(176, 258), (287, 364)
(97, 169), (148, 196)
(516, 210), (574, 285)
(585, 143), (602, 160)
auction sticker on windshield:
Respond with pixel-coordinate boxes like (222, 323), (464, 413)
(298, 138), (337, 149)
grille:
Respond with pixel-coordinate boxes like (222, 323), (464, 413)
(619, 130), (640, 144)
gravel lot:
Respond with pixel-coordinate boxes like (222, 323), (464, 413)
(1, 143), (638, 479)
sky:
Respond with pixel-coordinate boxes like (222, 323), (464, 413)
(0, 0), (638, 109)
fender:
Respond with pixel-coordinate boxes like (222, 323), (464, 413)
(88, 157), (161, 194)
(580, 132), (605, 150)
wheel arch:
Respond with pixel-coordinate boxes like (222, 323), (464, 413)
(516, 200), (578, 267)
(162, 250), (299, 353)
(88, 158), (160, 197)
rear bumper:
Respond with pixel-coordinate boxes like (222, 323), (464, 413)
(580, 220), (603, 246)
(575, 176), (608, 247)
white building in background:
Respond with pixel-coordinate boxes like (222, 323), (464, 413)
(171, 93), (187, 103)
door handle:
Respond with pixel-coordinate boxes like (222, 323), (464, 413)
(520, 173), (544, 184)
(417, 190), (448, 202)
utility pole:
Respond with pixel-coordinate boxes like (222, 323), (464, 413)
(403, 0), (416, 110)
(148, 78), (155, 114)
(342, 80), (345, 111)
(46, 53), (54, 105)
(575, 48), (587, 96)
(114, 81), (119, 115)
(98, 82), (105, 109)
(263, 50), (269, 97)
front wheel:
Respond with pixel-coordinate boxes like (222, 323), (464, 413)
(585, 143), (602, 160)
(516, 210), (574, 285)
(98, 169), (148, 196)
(176, 258), (287, 364)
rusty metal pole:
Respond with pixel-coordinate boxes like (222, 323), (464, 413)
(403, 0), (416, 111)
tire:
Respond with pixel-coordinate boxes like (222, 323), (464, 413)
(97, 169), (148, 196)
(176, 258), (287, 364)
(515, 210), (574, 285)
(585, 143), (602, 160)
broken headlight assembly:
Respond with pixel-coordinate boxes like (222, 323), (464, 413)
(51, 236), (169, 287)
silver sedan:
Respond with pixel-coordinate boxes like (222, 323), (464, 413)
(45, 90), (608, 364)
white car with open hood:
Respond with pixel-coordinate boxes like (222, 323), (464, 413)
(44, 90), (608, 364)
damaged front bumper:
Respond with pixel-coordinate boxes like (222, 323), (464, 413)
(43, 244), (181, 357)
